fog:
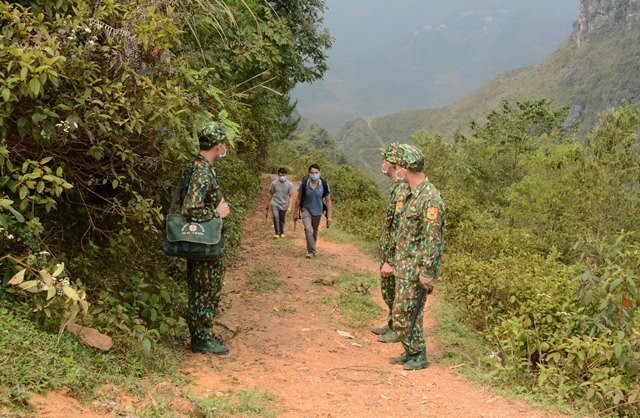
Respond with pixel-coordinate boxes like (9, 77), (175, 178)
(292, 0), (579, 132)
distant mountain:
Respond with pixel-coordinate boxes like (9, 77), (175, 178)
(337, 0), (640, 187)
(292, 0), (578, 131)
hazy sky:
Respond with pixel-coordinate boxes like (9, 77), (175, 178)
(292, 0), (579, 131)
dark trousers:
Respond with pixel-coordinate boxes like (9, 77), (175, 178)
(271, 206), (287, 235)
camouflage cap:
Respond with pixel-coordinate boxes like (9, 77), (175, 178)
(396, 144), (424, 171)
(198, 122), (227, 148)
(380, 142), (401, 164)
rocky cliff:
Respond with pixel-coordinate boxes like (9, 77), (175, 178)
(574, 0), (640, 46)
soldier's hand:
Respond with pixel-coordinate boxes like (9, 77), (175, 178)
(217, 197), (230, 218)
(380, 262), (394, 278)
(419, 274), (434, 291)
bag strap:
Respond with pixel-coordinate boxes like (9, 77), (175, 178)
(168, 183), (183, 214)
(321, 178), (329, 197)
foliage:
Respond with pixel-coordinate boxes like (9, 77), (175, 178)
(337, 10), (640, 173)
(265, 117), (347, 175)
(194, 389), (277, 418)
(267, 119), (383, 243)
(331, 271), (382, 328)
(248, 266), (282, 293)
(0, 0), (331, 352)
(3, 254), (89, 333)
(0, 306), (181, 409)
(415, 99), (640, 415)
(326, 165), (384, 243)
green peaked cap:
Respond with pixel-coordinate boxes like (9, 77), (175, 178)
(396, 144), (424, 171)
(198, 122), (227, 148)
(380, 142), (401, 164)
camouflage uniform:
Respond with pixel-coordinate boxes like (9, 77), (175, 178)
(180, 124), (227, 345)
(379, 144), (410, 329)
(392, 147), (445, 357)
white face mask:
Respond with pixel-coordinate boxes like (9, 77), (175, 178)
(382, 164), (388, 175)
(396, 168), (406, 182)
(217, 144), (227, 159)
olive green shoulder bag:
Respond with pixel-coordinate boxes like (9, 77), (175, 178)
(162, 183), (224, 260)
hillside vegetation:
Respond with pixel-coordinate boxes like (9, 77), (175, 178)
(276, 97), (640, 416)
(3, 1), (640, 417)
(338, 5), (640, 185)
(0, 0), (333, 411)
(417, 99), (640, 416)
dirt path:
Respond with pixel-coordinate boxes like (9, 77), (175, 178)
(29, 175), (564, 417)
(181, 175), (563, 418)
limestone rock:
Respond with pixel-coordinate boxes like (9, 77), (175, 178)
(65, 323), (114, 351)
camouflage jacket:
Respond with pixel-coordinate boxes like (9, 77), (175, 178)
(394, 178), (445, 281)
(180, 155), (222, 222)
(379, 181), (410, 264)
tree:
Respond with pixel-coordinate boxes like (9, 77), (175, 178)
(460, 99), (573, 208)
(0, 0), (332, 339)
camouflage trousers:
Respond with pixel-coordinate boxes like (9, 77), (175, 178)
(186, 258), (225, 343)
(391, 277), (427, 355)
(380, 273), (397, 328)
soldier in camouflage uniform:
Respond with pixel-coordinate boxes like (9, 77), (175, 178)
(371, 143), (410, 344)
(390, 144), (445, 370)
(180, 121), (231, 355)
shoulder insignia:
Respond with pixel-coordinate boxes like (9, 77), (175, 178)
(395, 201), (404, 214)
(426, 207), (438, 221)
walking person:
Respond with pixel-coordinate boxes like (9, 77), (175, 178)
(371, 143), (410, 344)
(265, 167), (295, 238)
(293, 164), (332, 258)
(389, 144), (445, 370)
(180, 121), (231, 355)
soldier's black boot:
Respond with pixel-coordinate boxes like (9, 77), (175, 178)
(191, 338), (230, 355)
(378, 330), (401, 343)
(370, 324), (391, 335)
(402, 350), (429, 370)
(388, 351), (411, 365)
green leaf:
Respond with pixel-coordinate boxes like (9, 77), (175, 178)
(29, 78), (40, 97)
(5, 204), (25, 222)
(32, 113), (47, 123)
(142, 338), (151, 355)
(18, 280), (40, 292)
(79, 300), (89, 313)
(610, 278), (623, 291)
(1, 88), (10, 102)
(614, 344), (623, 359)
(53, 263), (64, 277)
(586, 388), (595, 400)
(36, 180), (45, 193)
(62, 286), (79, 301)
(47, 286), (57, 300)
(19, 185), (28, 200)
